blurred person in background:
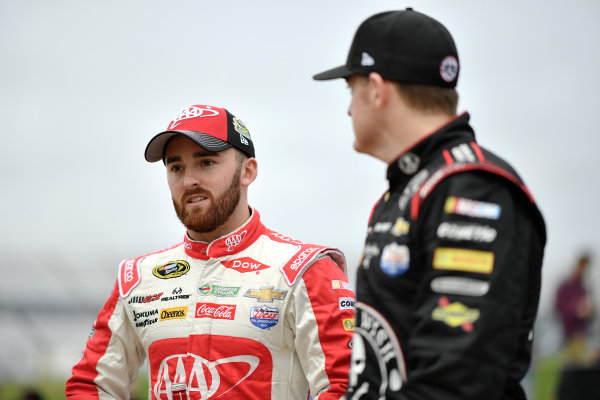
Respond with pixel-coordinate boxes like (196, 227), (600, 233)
(313, 8), (546, 399)
(555, 252), (595, 365)
(65, 104), (355, 399)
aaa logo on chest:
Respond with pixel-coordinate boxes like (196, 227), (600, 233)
(152, 260), (190, 279)
(221, 257), (270, 273)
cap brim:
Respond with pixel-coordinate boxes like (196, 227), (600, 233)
(312, 65), (355, 81)
(145, 131), (231, 163)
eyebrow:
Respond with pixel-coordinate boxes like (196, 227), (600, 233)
(165, 150), (220, 165)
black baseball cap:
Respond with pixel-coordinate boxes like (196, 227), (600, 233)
(313, 8), (459, 88)
(145, 104), (255, 162)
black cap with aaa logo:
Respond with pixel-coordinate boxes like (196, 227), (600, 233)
(144, 104), (255, 162)
(313, 8), (459, 88)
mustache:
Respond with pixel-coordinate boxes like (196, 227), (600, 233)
(181, 188), (212, 203)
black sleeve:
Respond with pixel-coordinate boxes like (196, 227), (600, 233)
(399, 171), (544, 400)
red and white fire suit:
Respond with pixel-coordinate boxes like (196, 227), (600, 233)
(66, 209), (355, 400)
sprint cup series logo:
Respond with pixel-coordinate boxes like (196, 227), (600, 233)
(152, 261), (190, 279)
(149, 335), (272, 399)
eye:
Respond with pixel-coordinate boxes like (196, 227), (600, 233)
(169, 164), (184, 173)
(199, 159), (216, 167)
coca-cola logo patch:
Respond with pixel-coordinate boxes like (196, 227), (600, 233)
(149, 335), (272, 399)
(196, 302), (236, 320)
(249, 305), (279, 330)
(221, 257), (270, 273)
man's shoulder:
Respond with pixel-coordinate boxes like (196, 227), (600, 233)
(118, 241), (184, 297)
(261, 228), (347, 287)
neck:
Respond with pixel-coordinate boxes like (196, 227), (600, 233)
(380, 111), (454, 164)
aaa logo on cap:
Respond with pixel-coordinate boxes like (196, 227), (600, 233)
(152, 261), (190, 279)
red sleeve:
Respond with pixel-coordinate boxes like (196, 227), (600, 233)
(301, 257), (355, 400)
(66, 282), (120, 399)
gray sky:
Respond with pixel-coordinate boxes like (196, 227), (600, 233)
(1, 0), (600, 377)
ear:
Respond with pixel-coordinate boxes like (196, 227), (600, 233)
(368, 72), (390, 108)
(241, 157), (258, 187)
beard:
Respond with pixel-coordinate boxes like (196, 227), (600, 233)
(173, 166), (242, 234)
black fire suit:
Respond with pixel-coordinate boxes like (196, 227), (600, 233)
(346, 113), (546, 400)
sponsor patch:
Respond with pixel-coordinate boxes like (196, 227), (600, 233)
(432, 296), (479, 332)
(391, 218), (410, 236)
(398, 169), (430, 211)
(361, 244), (381, 269)
(437, 222), (497, 243)
(221, 257), (270, 273)
(128, 292), (163, 304)
(433, 247), (494, 274)
(133, 309), (159, 328)
(152, 261), (190, 279)
(224, 230), (247, 251)
(342, 318), (355, 331)
(233, 117), (252, 142)
(339, 297), (356, 310)
(160, 307), (188, 321)
(397, 152), (420, 175)
(332, 280), (353, 290)
(371, 221), (393, 234)
(198, 283), (240, 297)
(161, 287), (191, 302)
(250, 305), (279, 329)
(196, 303), (236, 320)
(380, 243), (410, 277)
(149, 336), (272, 399)
(430, 276), (490, 296)
(244, 287), (287, 302)
(444, 196), (501, 220)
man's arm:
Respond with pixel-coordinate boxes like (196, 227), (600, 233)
(291, 257), (355, 400)
(66, 281), (145, 399)
(401, 172), (544, 399)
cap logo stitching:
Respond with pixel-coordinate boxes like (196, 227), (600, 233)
(169, 106), (220, 129)
(361, 52), (375, 66)
(439, 56), (459, 83)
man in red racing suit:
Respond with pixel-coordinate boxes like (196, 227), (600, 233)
(66, 104), (355, 399)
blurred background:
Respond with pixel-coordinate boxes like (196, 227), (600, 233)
(1, 1), (600, 399)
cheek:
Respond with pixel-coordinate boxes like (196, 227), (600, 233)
(167, 177), (182, 199)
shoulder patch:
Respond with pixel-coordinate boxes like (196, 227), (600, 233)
(280, 245), (347, 287)
(118, 256), (144, 298)
(118, 241), (184, 298)
(411, 162), (535, 221)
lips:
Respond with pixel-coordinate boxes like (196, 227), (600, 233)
(183, 191), (211, 206)
(189, 196), (207, 203)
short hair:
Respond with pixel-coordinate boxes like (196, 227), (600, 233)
(234, 148), (248, 167)
(393, 82), (459, 116)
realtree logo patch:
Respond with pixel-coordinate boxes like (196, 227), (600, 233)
(152, 261), (190, 279)
(221, 257), (270, 273)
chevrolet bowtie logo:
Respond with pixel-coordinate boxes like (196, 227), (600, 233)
(244, 287), (287, 302)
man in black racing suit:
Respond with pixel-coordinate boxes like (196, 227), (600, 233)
(313, 8), (546, 400)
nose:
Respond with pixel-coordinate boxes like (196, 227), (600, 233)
(183, 168), (200, 188)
